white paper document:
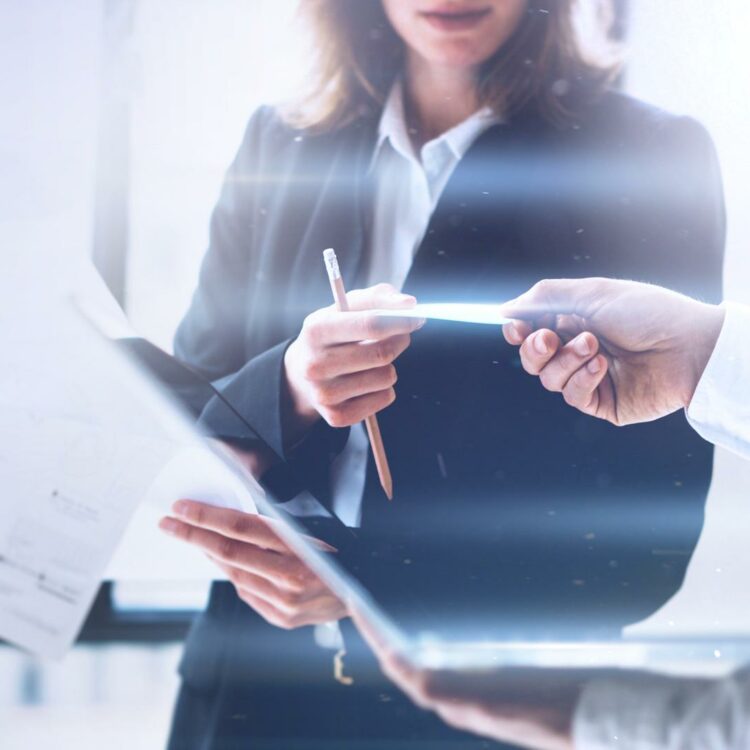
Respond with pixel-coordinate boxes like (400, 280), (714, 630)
(373, 303), (513, 326)
(0, 259), (257, 658)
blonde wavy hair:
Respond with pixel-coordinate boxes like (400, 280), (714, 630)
(282, 0), (622, 132)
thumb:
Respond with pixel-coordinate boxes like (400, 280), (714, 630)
(500, 278), (613, 320)
(345, 283), (417, 312)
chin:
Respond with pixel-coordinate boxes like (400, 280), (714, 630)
(424, 42), (495, 69)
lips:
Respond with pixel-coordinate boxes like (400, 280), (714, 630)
(420, 6), (492, 32)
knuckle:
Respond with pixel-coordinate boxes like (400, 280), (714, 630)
(302, 317), (325, 347)
(218, 537), (238, 562)
(374, 340), (394, 365)
(301, 358), (322, 381)
(281, 569), (306, 593)
(276, 614), (296, 630)
(226, 567), (243, 586)
(311, 383), (333, 407)
(172, 523), (190, 542)
(375, 282), (395, 294)
(385, 364), (397, 387)
(361, 316), (381, 340)
(562, 388), (580, 407)
(238, 590), (257, 611)
(538, 368), (562, 392)
(230, 514), (251, 537)
(321, 407), (347, 428)
(519, 346), (541, 376)
(534, 278), (552, 298)
(280, 588), (302, 608)
(190, 504), (206, 526)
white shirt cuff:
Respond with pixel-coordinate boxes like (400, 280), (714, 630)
(686, 302), (750, 460)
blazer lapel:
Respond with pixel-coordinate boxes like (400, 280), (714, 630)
(402, 122), (533, 304)
(288, 118), (378, 310)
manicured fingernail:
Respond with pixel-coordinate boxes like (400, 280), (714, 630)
(575, 335), (591, 357)
(172, 500), (191, 518)
(534, 332), (548, 355)
(159, 517), (179, 535)
(587, 356), (602, 374)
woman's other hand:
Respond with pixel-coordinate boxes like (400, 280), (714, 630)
(283, 283), (424, 437)
(159, 500), (347, 629)
(350, 608), (578, 750)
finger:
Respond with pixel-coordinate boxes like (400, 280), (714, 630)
(351, 609), (420, 690)
(237, 589), (301, 630)
(315, 365), (398, 406)
(518, 329), (562, 375)
(554, 313), (586, 343)
(345, 283), (416, 312)
(350, 606), (392, 659)
(306, 309), (423, 347)
(383, 658), (435, 709)
(537, 333), (600, 393)
(561, 355), (609, 415)
(171, 501), (290, 552)
(211, 557), (318, 609)
(158, 517), (306, 587)
(318, 387), (396, 428)
(351, 609), (434, 705)
(502, 319), (534, 346)
(306, 334), (411, 379)
(171, 501), (336, 553)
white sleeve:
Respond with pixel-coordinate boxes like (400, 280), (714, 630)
(686, 302), (750, 460)
(573, 668), (750, 750)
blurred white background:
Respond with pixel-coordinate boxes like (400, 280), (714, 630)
(1, 1), (750, 747)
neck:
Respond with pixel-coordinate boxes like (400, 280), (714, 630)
(402, 53), (480, 148)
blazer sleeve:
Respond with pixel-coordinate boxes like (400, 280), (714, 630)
(173, 108), (348, 490)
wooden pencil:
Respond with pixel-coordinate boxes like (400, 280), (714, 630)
(323, 248), (394, 500)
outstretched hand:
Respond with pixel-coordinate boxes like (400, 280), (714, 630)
(501, 278), (724, 426)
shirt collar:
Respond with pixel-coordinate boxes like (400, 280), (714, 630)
(369, 78), (501, 172)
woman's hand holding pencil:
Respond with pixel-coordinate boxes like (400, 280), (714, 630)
(283, 283), (424, 436)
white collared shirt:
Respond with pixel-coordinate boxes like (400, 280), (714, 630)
(329, 80), (500, 527)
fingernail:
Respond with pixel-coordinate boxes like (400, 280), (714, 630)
(159, 517), (179, 535)
(510, 323), (523, 344)
(575, 335), (591, 357)
(415, 318), (426, 329)
(533, 332), (548, 355)
(587, 356), (602, 374)
(172, 500), (191, 518)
